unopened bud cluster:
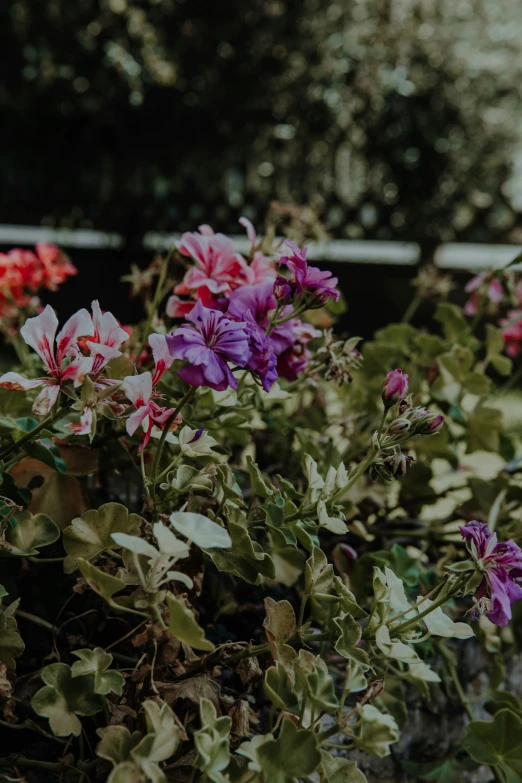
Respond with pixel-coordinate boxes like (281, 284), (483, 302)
(317, 331), (363, 385)
(370, 446), (415, 481)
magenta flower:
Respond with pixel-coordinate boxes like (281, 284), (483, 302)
(500, 310), (522, 358)
(238, 217), (277, 286)
(277, 241), (339, 305)
(227, 281), (277, 329)
(0, 305), (94, 414)
(166, 300), (250, 391)
(460, 520), (522, 626)
(276, 320), (321, 381)
(175, 225), (247, 296)
(464, 272), (504, 316)
(382, 369), (409, 404)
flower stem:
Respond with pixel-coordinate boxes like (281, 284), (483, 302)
(437, 642), (474, 720)
(135, 245), (175, 363)
(0, 401), (70, 463)
(149, 386), (197, 508)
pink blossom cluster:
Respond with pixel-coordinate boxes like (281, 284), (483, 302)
(165, 220), (339, 390)
(464, 270), (522, 357)
(0, 244), (76, 318)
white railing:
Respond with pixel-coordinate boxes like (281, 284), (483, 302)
(2, 223), (522, 271)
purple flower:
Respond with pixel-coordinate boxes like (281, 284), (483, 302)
(276, 320), (321, 381)
(460, 520), (522, 626)
(382, 369), (409, 404)
(227, 283), (278, 391)
(166, 300), (250, 391)
(227, 281), (277, 329)
(277, 241), (340, 305)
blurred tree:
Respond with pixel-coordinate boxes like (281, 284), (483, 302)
(1, 0), (520, 246)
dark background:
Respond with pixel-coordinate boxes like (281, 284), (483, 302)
(1, 0), (520, 328)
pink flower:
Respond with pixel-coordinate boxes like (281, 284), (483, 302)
(238, 217), (277, 286)
(277, 241), (339, 305)
(0, 305), (93, 414)
(121, 372), (178, 450)
(84, 301), (129, 373)
(149, 333), (175, 386)
(460, 520), (522, 626)
(500, 310), (522, 358)
(464, 273), (504, 316)
(382, 369), (409, 404)
(175, 225), (247, 296)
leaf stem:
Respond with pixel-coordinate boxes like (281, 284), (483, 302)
(0, 401), (71, 462)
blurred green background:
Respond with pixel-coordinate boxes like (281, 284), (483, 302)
(2, 0), (522, 250)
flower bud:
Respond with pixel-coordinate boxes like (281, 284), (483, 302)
(383, 451), (414, 477)
(388, 418), (411, 434)
(382, 369), (409, 406)
(415, 412), (444, 435)
(369, 460), (394, 482)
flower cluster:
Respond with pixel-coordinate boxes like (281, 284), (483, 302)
(460, 520), (522, 626)
(463, 269), (522, 357)
(165, 222), (334, 391)
(0, 244), (76, 318)
(166, 217), (276, 318)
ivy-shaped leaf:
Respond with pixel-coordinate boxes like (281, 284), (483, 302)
(63, 502), (143, 574)
(462, 709), (522, 782)
(78, 559), (126, 602)
(169, 511), (231, 549)
(263, 597), (296, 671)
(194, 698), (232, 783)
(209, 517), (274, 583)
(71, 648), (124, 695)
(166, 594), (214, 652)
(320, 750), (368, 782)
(256, 718), (321, 783)
(0, 601), (24, 670)
(1, 510), (60, 557)
(246, 455), (274, 497)
(467, 407), (503, 453)
(31, 663), (104, 736)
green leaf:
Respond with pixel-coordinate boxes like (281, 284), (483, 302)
(467, 407), (503, 453)
(333, 612), (371, 672)
(23, 441), (66, 474)
(166, 594), (214, 652)
(263, 662), (299, 711)
(194, 698), (231, 783)
(304, 547), (335, 599)
(2, 510), (60, 556)
(63, 503), (143, 574)
(294, 650), (339, 712)
(435, 303), (476, 346)
(71, 648), (124, 695)
(169, 511), (231, 549)
(246, 455), (274, 497)
(351, 704), (399, 758)
(485, 691), (522, 719)
(209, 518), (275, 583)
(402, 758), (464, 782)
(263, 597), (296, 670)
(462, 709), (522, 782)
(256, 718), (321, 783)
(320, 751), (368, 782)
(141, 699), (181, 762)
(0, 605), (24, 669)
(96, 725), (143, 766)
(78, 559), (126, 601)
(31, 662), (104, 737)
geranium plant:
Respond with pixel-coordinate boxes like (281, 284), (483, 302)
(0, 223), (521, 783)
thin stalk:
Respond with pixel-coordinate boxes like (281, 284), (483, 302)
(386, 581), (446, 625)
(438, 643), (474, 720)
(401, 295), (422, 324)
(389, 584), (458, 637)
(149, 386), (197, 503)
(135, 246), (175, 363)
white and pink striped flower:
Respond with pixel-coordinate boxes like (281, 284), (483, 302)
(85, 300), (129, 373)
(121, 371), (180, 450)
(0, 305), (94, 414)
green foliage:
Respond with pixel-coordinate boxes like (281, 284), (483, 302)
(63, 502), (143, 573)
(462, 709), (522, 782)
(31, 662), (105, 736)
